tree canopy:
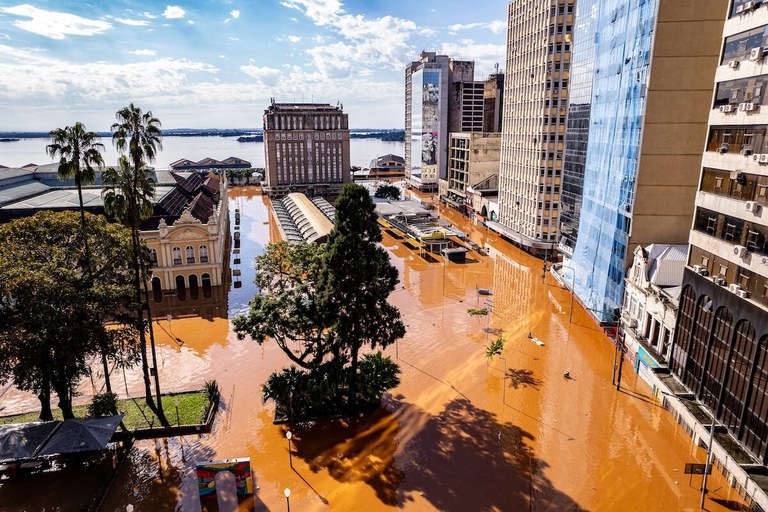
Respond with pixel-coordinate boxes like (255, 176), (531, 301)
(374, 184), (401, 201)
(234, 183), (405, 419)
(0, 211), (139, 420)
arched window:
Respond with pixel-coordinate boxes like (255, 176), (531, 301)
(700, 307), (733, 411)
(151, 276), (162, 302)
(199, 245), (209, 263)
(172, 247), (182, 266)
(682, 294), (713, 393)
(186, 246), (195, 264)
(150, 249), (158, 266)
(741, 336), (768, 462)
(670, 285), (696, 375)
(720, 320), (756, 431)
(175, 275), (186, 290)
(189, 274), (199, 299)
(201, 273), (212, 298)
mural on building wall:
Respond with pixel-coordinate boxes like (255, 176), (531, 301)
(196, 458), (254, 502)
(421, 70), (440, 167)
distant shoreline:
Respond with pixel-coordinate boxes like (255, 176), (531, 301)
(0, 129), (405, 141)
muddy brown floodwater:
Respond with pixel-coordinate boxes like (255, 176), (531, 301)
(0, 187), (751, 511)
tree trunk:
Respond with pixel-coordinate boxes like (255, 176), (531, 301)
(102, 351), (112, 394)
(52, 379), (75, 420)
(349, 348), (359, 413)
(75, 174), (93, 281)
(141, 259), (168, 426)
(38, 378), (53, 422)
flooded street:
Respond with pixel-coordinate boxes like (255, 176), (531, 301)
(1, 187), (749, 511)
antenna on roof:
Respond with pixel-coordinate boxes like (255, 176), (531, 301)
(494, 62), (499, 74)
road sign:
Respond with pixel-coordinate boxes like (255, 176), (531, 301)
(684, 463), (712, 475)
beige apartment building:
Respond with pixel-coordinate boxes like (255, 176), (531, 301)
(263, 102), (351, 198)
(444, 132), (501, 214)
(495, 0), (574, 253)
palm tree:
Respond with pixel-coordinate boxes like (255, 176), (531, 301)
(46, 123), (110, 392)
(107, 103), (168, 425)
(46, 123), (104, 274)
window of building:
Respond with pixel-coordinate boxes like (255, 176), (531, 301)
(150, 249), (158, 266)
(715, 177), (724, 190)
(199, 245), (209, 263)
(172, 247), (182, 266)
(720, 264), (729, 276)
(186, 246), (195, 264)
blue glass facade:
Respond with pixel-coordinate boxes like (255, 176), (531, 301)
(560, 0), (598, 254)
(568, 0), (658, 323)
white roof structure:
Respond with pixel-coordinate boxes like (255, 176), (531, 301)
(645, 244), (687, 287)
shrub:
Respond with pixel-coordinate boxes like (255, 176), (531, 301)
(88, 392), (118, 417)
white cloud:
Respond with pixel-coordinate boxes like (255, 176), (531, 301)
(130, 49), (157, 56)
(280, 0), (417, 75)
(448, 20), (505, 35)
(230, 10), (240, 19)
(142, 11), (157, 19)
(0, 33), (10, 40)
(290, 17), (298, 22)
(287, 35), (301, 43)
(439, 40), (505, 76)
(0, 4), (111, 40)
(229, 36), (239, 41)
(114, 18), (150, 27)
(240, 63), (281, 86)
(162, 5), (185, 19)
(0, 44), (217, 103)
(187, 20), (195, 25)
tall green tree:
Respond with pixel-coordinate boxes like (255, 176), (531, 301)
(46, 123), (112, 389)
(317, 183), (405, 408)
(0, 211), (138, 420)
(235, 183), (405, 416)
(103, 157), (168, 425)
(108, 102), (168, 425)
(45, 123), (105, 272)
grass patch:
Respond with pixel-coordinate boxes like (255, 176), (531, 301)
(0, 390), (210, 430)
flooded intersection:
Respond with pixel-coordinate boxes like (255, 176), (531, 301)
(2, 187), (750, 511)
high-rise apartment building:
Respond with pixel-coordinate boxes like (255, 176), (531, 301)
(404, 53), (477, 191)
(558, 0), (725, 324)
(670, 0), (768, 466)
(494, 0), (574, 254)
(263, 102), (351, 198)
(483, 73), (505, 133)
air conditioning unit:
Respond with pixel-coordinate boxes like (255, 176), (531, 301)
(722, 104), (735, 113)
(693, 265), (709, 276)
(729, 283), (743, 293)
(739, 102), (748, 111)
(736, 289), (750, 299)
(734, 245), (748, 258)
(746, 103), (757, 112)
(761, 154), (768, 163)
(746, 201), (760, 212)
(750, 46), (764, 61)
(737, 4), (745, 13)
(754, 153), (762, 161)
(718, 144), (729, 154)
(745, 1), (756, 11)
(729, 60), (740, 69)
(741, 147), (754, 156)
(628, 318), (638, 329)
(761, 256), (768, 265)
(731, 170), (745, 180)
(713, 276), (727, 286)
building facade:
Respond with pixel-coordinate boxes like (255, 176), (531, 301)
(670, 0), (768, 466)
(483, 73), (505, 134)
(562, 0), (726, 324)
(405, 53), (479, 191)
(445, 132), (501, 214)
(620, 244), (686, 386)
(263, 102), (351, 198)
(558, 0), (597, 258)
(495, 0), (574, 253)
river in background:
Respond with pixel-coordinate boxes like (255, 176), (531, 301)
(0, 137), (405, 169)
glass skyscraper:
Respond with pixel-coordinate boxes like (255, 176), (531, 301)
(559, 0), (597, 256)
(567, 0), (658, 323)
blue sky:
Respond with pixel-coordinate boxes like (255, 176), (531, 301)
(0, 1), (508, 130)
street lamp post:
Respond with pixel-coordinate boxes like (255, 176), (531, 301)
(661, 391), (717, 509)
(559, 265), (577, 323)
(286, 431), (293, 469)
(284, 488), (291, 512)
